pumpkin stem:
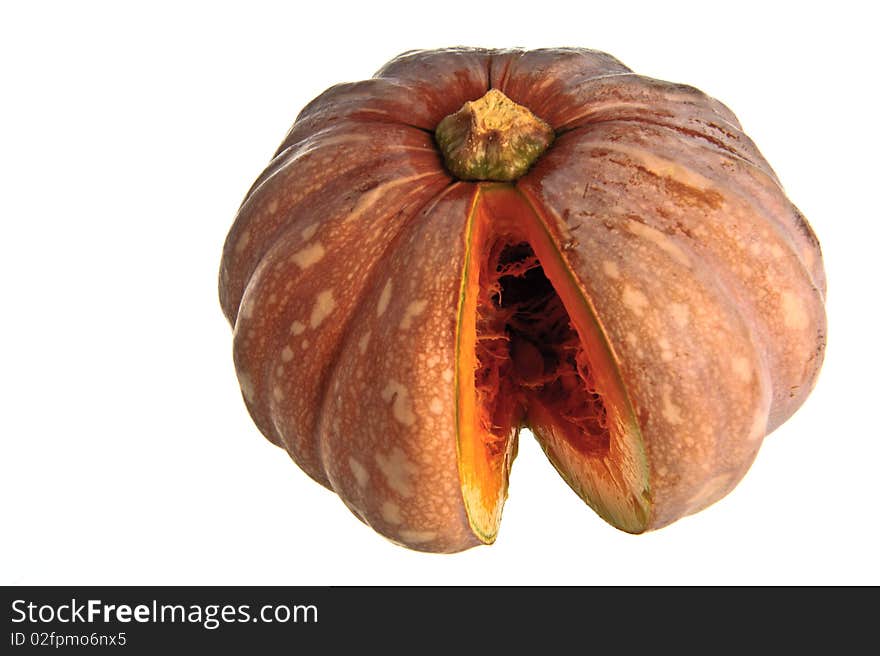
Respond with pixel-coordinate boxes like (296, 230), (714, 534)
(435, 89), (554, 182)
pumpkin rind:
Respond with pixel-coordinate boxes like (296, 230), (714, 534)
(219, 47), (826, 552)
(221, 124), (449, 486)
(320, 183), (479, 552)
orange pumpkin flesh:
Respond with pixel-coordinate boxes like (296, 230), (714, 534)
(458, 185), (649, 540)
(219, 48), (826, 552)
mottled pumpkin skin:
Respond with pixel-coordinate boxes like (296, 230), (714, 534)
(219, 48), (826, 552)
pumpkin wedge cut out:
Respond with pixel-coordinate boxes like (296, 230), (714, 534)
(219, 48), (826, 552)
(457, 184), (649, 542)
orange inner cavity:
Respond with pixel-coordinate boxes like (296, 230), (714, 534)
(474, 238), (611, 459)
(457, 185), (650, 542)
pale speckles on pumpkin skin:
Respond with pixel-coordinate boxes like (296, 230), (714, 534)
(309, 289), (336, 328)
(357, 331), (371, 354)
(627, 150), (725, 210)
(381, 500), (403, 525)
(747, 408), (768, 442)
(429, 397), (444, 415)
(676, 219), (706, 239)
(602, 260), (620, 279)
(290, 242), (325, 269)
(290, 321), (305, 335)
(349, 457), (369, 488)
(622, 285), (649, 316)
(441, 368), (453, 383)
(238, 372), (255, 403)
(300, 223), (319, 240)
(657, 336), (674, 362)
(624, 331), (646, 358)
(374, 447), (416, 497)
(281, 346), (294, 362)
(381, 380), (416, 426)
(240, 295), (255, 320)
(399, 299), (427, 330)
(342, 181), (387, 225)
(667, 302), (689, 327)
(731, 355), (752, 383)
(781, 290), (809, 330)
(398, 529), (437, 544)
(377, 280), (392, 317)
(661, 387), (683, 425)
(234, 229), (251, 254)
(626, 219), (690, 266)
(339, 173), (438, 228)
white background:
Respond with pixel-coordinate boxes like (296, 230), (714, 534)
(2, 1), (878, 585)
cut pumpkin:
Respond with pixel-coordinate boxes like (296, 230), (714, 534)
(220, 48), (826, 552)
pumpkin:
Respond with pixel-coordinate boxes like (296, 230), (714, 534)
(219, 47), (826, 553)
